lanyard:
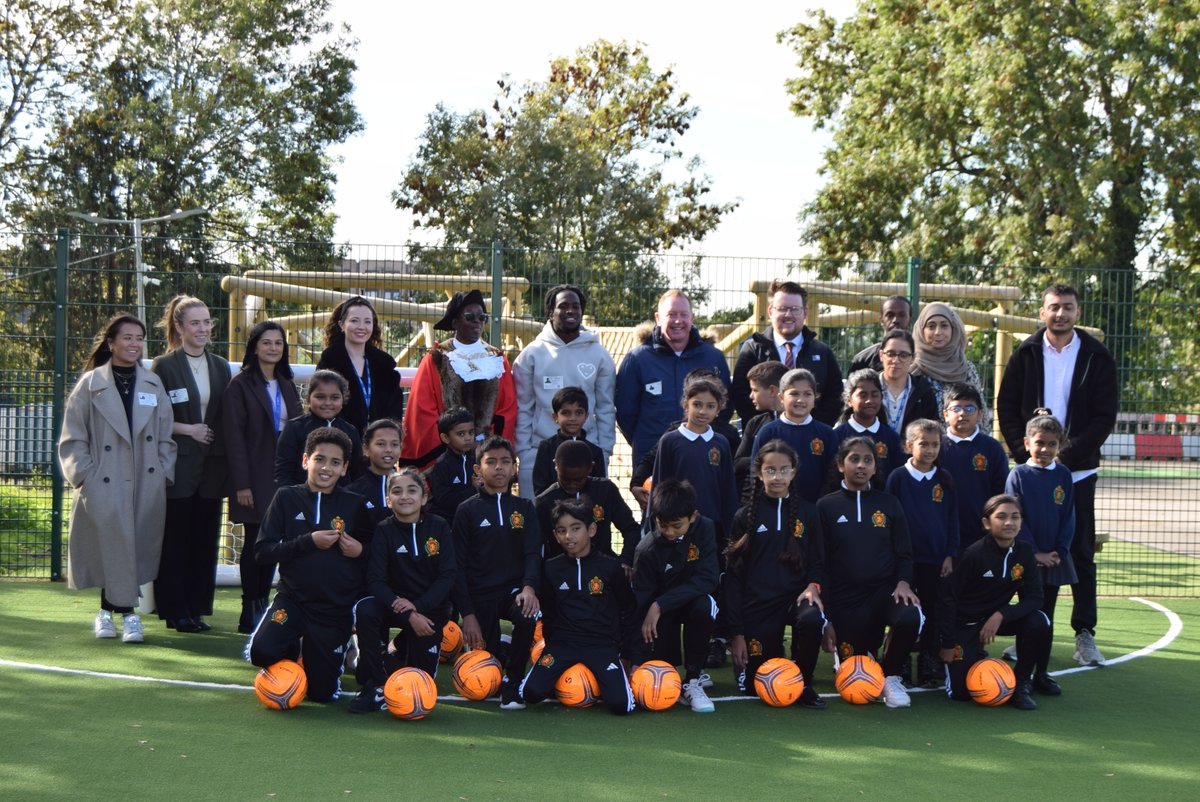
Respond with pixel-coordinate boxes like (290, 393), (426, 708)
(355, 362), (372, 413)
(268, 381), (283, 432)
(886, 378), (911, 435)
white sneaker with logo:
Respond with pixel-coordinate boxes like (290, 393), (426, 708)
(1073, 630), (1106, 666)
(94, 610), (116, 639)
(882, 675), (911, 708)
(121, 614), (144, 643)
(680, 678), (715, 713)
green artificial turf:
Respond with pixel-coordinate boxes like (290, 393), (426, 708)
(1, 583), (1197, 800)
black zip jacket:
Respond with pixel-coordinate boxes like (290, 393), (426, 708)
(631, 515), (719, 614)
(425, 449), (477, 523)
(540, 549), (636, 651)
(938, 536), (1043, 649)
(532, 429), (605, 497)
(273, 412), (362, 488)
(367, 514), (457, 620)
(535, 477), (639, 563)
(345, 471), (392, 528)
(817, 486), (912, 607)
(451, 489), (542, 615)
(732, 328), (843, 425)
(256, 484), (373, 619)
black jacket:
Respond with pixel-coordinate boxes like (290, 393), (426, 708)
(540, 550), (636, 651)
(274, 412), (362, 489)
(732, 327), (843, 425)
(817, 486), (912, 608)
(532, 430), (605, 497)
(849, 342), (884, 374)
(996, 328), (1118, 470)
(367, 514), (457, 619)
(425, 449), (476, 523)
(631, 515), (720, 615)
(450, 490), (542, 615)
(345, 470), (393, 527)
(535, 477), (640, 563)
(316, 341), (404, 435)
(938, 535), (1042, 648)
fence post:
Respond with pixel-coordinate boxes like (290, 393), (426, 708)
(490, 240), (503, 346)
(906, 256), (921, 310)
(51, 228), (69, 580)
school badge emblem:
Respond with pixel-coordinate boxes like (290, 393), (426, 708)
(539, 653), (555, 668)
(871, 510), (886, 528)
(932, 483), (944, 503)
(875, 441), (888, 459)
(811, 438), (824, 456)
(973, 453), (987, 472)
(424, 537), (439, 557)
(510, 511), (525, 528)
(687, 543), (699, 562)
(1011, 563), (1024, 581)
(331, 516), (345, 534)
(588, 576), (604, 596)
(749, 639), (763, 657)
(840, 642), (854, 659)
(272, 609), (288, 625)
(708, 447), (721, 466)
(793, 520), (805, 538)
(593, 504), (604, 522)
(1054, 485), (1065, 505)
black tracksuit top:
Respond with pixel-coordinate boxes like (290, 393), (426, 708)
(451, 489), (542, 615)
(631, 515), (720, 615)
(817, 486), (913, 607)
(938, 535), (1043, 649)
(367, 514), (457, 619)
(535, 477), (641, 563)
(540, 550), (636, 651)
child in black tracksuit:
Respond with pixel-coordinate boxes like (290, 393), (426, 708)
(818, 435), (922, 709)
(249, 428), (373, 703)
(349, 467), (457, 713)
(425, 407), (478, 524)
(725, 439), (826, 708)
(531, 386), (606, 497)
(535, 440), (641, 565)
(518, 498), (637, 715)
(940, 494), (1050, 710)
(632, 479), (720, 713)
(734, 360), (786, 502)
(345, 418), (403, 528)
(274, 370), (361, 488)
(452, 436), (543, 709)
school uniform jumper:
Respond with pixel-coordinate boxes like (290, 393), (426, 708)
(834, 418), (904, 491)
(817, 486), (923, 676)
(725, 494), (826, 692)
(247, 485), (374, 702)
(650, 425), (737, 544)
(534, 477), (641, 564)
(938, 428), (1010, 548)
(939, 536), (1050, 696)
(519, 550), (637, 715)
(751, 416), (836, 504)
(354, 514), (457, 688)
(451, 490), (543, 684)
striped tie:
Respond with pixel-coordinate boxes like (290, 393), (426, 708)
(784, 341), (795, 369)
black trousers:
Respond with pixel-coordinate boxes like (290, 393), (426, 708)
(1070, 475), (1098, 634)
(155, 494), (222, 620)
(100, 590), (134, 615)
(520, 641), (633, 715)
(239, 522), (275, 602)
(471, 591), (537, 684)
(633, 594), (717, 678)
(737, 598), (825, 693)
(353, 596), (446, 689)
(911, 563), (947, 657)
(945, 609), (1051, 699)
(247, 594), (352, 703)
(831, 585), (924, 677)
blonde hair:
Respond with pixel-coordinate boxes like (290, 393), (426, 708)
(158, 295), (209, 352)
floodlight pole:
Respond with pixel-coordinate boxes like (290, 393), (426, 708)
(66, 208), (209, 322)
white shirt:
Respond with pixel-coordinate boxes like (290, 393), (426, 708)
(903, 461), (937, 481)
(946, 425), (980, 444)
(677, 424), (714, 442)
(1041, 332), (1080, 428)
(846, 417), (881, 434)
(780, 414), (813, 426)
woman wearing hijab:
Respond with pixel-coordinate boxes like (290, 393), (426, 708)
(910, 302), (990, 429)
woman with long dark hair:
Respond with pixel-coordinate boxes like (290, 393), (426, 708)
(223, 321), (302, 632)
(317, 296), (403, 436)
(59, 313), (176, 643)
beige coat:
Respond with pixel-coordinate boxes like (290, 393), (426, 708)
(58, 363), (177, 607)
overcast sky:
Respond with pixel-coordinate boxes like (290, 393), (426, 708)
(326, 1), (856, 261)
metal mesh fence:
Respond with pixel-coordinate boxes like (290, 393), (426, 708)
(1, 229), (1195, 594)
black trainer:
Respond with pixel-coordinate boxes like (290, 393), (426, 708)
(798, 685), (828, 710)
(704, 638), (728, 669)
(1032, 673), (1062, 696)
(499, 679), (526, 710)
(347, 687), (386, 714)
(1010, 682), (1037, 710)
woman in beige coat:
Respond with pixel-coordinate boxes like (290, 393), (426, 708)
(58, 314), (176, 643)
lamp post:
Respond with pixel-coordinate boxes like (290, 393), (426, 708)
(66, 208), (209, 322)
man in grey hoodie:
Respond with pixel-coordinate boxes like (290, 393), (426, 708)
(513, 285), (616, 499)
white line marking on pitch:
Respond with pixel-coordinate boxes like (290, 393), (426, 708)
(0, 597), (1184, 704)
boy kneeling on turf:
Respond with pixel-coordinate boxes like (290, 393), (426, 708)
(248, 428), (373, 702)
(518, 498), (637, 714)
(631, 479), (720, 713)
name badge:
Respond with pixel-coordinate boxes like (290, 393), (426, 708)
(645, 381), (662, 396)
(811, 354), (821, 361)
(168, 388), (189, 404)
(542, 375), (564, 390)
(137, 392), (158, 407)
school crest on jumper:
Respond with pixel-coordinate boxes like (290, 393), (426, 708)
(871, 510), (886, 528)
(331, 516), (345, 534)
(708, 447), (721, 466)
(588, 576), (604, 596)
(973, 453), (987, 472)
(1011, 563), (1025, 581)
(687, 543), (699, 562)
(424, 537), (439, 557)
(272, 608), (288, 625)
(875, 441), (888, 460)
(1054, 485), (1065, 505)
(593, 504), (604, 522)
(810, 438), (824, 456)
(749, 638), (763, 657)
(931, 483), (944, 503)
(510, 511), (525, 528)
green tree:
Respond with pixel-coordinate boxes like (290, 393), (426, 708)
(779, 0), (1200, 400)
(393, 39), (735, 323)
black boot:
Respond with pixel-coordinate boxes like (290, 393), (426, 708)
(1010, 681), (1037, 710)
(238, 596), (254, 634)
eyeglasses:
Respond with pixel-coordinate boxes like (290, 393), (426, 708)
(948, 405), (979, 414)
(459, 312), (489, 324)
(880, 350), (914, 361)
(772, 305), (805, 316)
(762, 467), (796, 479)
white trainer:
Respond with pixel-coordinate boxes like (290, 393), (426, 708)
(1073, 630), (1106, 666)
(94, 610), (116, 639)
(1002, 643), (1018, 662)
(680, 678), (715, 713)
(696, 672), (714, 690)
(122, 614), (144, 643)
(882, 675), (911, 708)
